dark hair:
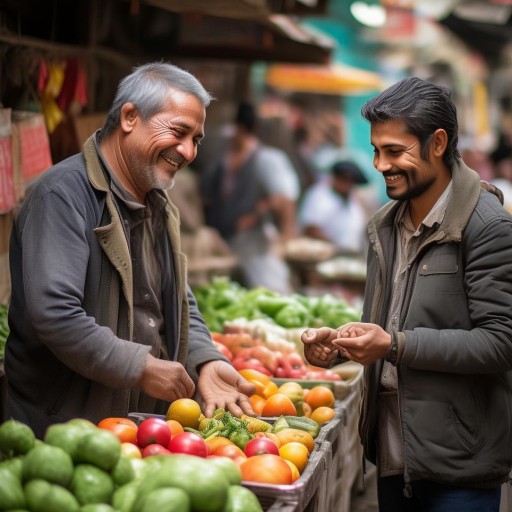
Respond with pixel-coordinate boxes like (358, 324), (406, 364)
(361, 77), (460, 166)
(98, 62), (213, 142)
(235, 101), (257, 133)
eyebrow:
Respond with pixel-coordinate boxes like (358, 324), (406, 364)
(174, 120), (204, 141)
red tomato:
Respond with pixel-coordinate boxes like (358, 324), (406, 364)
(97, 417), (138, 444)
(142, 443), (172, 458)
(212, 443), (247, 461)
(168, 432), (208, 458)
(240, 454), (293, 485)
(244, 437), (279, 457)
(136, 417), (171, 448)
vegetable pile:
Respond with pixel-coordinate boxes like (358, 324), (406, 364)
(0, 418), (264, 512)
(194, 277), (360, 333)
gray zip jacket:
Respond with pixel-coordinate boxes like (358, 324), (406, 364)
(6, 136), (225, 438)
(359, 159), (512, 488)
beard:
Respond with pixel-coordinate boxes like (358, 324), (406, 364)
(385, 171), (435, 201)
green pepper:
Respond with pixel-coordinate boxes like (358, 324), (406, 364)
(274, 304), (310, 328)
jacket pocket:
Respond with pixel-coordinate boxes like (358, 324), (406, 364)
(449, 388), (484, 454)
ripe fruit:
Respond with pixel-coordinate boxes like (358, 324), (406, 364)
(305, 385), (335, 410)
(97, 418), (138, 444)
(279, 442), (309, 473)
(166, 420), (184, 437)
(240, 454), (292, 485)
(309, 406), (335, 424)
(275, 428), (315, 453)
(166, 399), (202, 429)
(136, 418), (171, 449)
(261, 394), (297, 417)
(168, 432), (208, 458)
(244, 437), (279, 457)
(284, 459), (300, 482)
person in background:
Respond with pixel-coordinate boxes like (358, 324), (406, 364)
(298, 159), (369, 255)
(301, 77), (512, 511)
(5, 62), (255, 439)
(168, 167), (238, 287)
(200, 101), (300, 295)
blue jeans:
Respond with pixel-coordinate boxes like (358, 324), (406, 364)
(377, 475), (501, 512)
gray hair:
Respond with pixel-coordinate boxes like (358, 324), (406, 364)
(98, 62), (213, 141)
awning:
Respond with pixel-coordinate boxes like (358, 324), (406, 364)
(265, 63), (383, 95)
(137, 0), (334, 64)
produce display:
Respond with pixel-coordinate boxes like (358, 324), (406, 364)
(0, 416), (264, 512)
(213, 331), (342, 382)
(194, 277), (360, 333)
(0, 303), (8, 359)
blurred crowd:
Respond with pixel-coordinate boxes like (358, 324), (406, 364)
(170, 96), (512, 295)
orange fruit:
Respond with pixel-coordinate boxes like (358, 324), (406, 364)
(250, 380), (267, 398)
(302, 403), (312, 418)
(279, 442), (309, 474)
(261, 394), (297, 417)
(238, 369), (271, 385)
(262, 381), (279, 399)
(166, 419), (185, 437)
(309, 406), (335, 424)
(249, 395), (266, 416)
(205, 436), (235, 454)
(166, 398), (202, 429)
(275, 428), (315, 453)
(305, 385), (335, 410)
(284, 459), (300, 482)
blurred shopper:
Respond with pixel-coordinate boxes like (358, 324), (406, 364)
(200, 101), (299, 294)
(168, 167), (238, 286)
(301, 77), (512, 512)
(298, 159), (369, 255)
(5, 62), (255, 439)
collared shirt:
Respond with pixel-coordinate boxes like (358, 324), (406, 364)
(94, 138), (171, 413)
(378, 181), (453, 477)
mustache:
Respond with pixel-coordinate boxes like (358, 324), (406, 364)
(161, 151), (186, 168)
(383, 170), (404, 178)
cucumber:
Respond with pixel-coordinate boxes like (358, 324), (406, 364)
(271, 415), (320, 438)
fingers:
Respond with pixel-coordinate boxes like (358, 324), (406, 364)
(236, 377), (257, 397)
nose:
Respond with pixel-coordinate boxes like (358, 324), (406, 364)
(373, 153), (392, 173)
(177, 138), (197, 162)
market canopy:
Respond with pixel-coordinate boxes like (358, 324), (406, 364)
(265, 63), (383, 95)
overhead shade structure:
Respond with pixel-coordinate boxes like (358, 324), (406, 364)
(265, 63), (383, 95)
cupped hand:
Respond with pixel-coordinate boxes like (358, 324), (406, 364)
(139, 355), (196, 403)
(301, 327), (340, 368)
(198, 360), (257, 418)
(332, 322), (391, 365)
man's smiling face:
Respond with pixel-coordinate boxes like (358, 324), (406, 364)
(370, 118), (438, 201)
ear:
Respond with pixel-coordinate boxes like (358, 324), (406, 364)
(119, 103), (138, 134)
(431, 129), (448, 159)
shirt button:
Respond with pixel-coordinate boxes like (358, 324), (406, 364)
(148, 318), (155, 328)
(422, 264), (428, 271)
(144, 293), (151, 302)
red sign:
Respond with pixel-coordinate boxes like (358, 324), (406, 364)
(0, 136), (16, 213)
